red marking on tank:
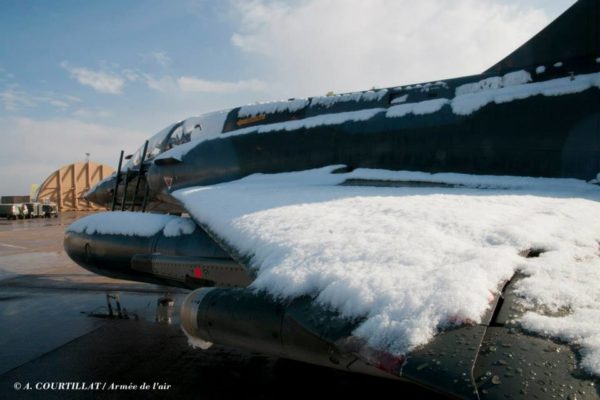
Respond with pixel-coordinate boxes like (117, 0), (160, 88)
(193, 267), (203, 278)
(376, 353), (406, 375)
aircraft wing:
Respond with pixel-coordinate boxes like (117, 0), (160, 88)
(173, 166), (600, 398)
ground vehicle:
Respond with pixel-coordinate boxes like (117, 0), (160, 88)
(16, 204), (29, 219)
(41, 203), (58, 218)
(0, 204), (21, 220)
(24, 202), (44, 218)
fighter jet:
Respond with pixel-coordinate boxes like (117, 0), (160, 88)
(67, 1), (600, 398)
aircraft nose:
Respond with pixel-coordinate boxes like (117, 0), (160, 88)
(84, 176), (116, 208)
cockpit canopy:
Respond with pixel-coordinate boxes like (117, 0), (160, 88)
(123, 118), (202, 170)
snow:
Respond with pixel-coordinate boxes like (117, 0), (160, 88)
(227, 108), (385, 137)
(451, 72), (600, 116)
(386, 98), (449, 118)
(390, 94), (408, 104)
(455, 71), (531, 97)
(173, 166), (600, 376)
(347, 169), (597, 191)
(502, 70), (532, 87)
(311, 90), (387, 107)
(520, 292), (600, 375)
(188, 111), (230, 141)
(163, 217), (196, 237)
(419, 82), (448, 92)
(554, 61), (564, 68)
(139, 111), (229, 165)
(153, 72), (600, 164)
(455, 77), (502, 96)
(67, 212), (196, 237)
(182, 116), (203, 136)
(154, 112), (231, 163)
(148, 70), (600, 173)
(155, 108), (386, 162)
(536, 66), (546, 74)
(238, 99), (309, 118)
(154, 139), (198, 163)
(182, 326), (213, 350)
(361, 89), (388, 101)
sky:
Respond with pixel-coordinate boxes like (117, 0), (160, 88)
(0, 0), (577, 195)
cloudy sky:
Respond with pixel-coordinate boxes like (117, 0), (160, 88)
(0, 0), (576, 195)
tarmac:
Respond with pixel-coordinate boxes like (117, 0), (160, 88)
(0, 212), (446, 399)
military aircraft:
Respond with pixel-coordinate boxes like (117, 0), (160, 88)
(66, 1), (600, 398)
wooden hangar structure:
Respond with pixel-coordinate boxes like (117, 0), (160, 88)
(35, 162), (114, 211)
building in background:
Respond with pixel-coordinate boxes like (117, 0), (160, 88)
(35, 162), (115, 211)
(1, 195), (30, 204)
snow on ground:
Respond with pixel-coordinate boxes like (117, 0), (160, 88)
(173, 166), (600, 376)
(67, 212), (196, 238)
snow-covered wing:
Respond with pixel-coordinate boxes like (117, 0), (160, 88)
(173, 166), (600, 376)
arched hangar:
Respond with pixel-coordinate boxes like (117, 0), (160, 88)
(35, 162), (115, 211)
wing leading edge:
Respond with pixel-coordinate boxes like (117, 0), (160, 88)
(173, 166), (600, 397)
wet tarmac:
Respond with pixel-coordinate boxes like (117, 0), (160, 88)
(0, 212), (447, 399)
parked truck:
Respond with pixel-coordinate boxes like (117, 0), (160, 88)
(0, 204), (21, 220)
(24, 202), (44, 218)
(41, 203), (58, 218)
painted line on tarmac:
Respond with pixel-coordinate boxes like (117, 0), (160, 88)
(0, 242), (28, 250)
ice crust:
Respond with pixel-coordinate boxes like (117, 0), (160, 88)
(174, 167), (600, 376)
(67, 212), (196, 237)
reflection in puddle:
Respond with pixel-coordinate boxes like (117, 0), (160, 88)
(0, 290), (186, 375)
(156, 296), (176, 324)
(0, 252), (65, 279)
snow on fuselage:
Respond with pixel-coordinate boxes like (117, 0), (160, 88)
(144, 60), (600, 200)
